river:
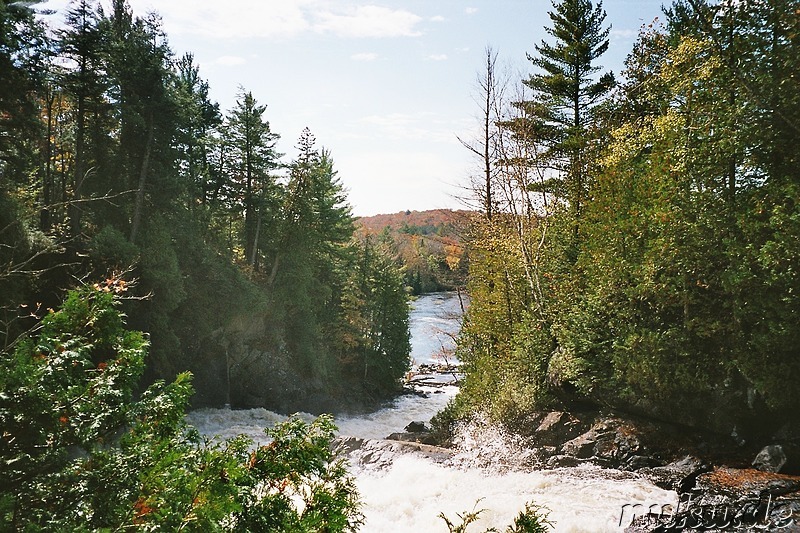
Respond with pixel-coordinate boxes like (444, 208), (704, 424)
(187, 292), (675, 532)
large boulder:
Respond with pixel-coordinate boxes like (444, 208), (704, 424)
(528, 410), (588, 447)
(753, 444), (800, 475)
(386, 431), (438, 446)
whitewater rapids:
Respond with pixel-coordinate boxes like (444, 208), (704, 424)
(187, 293), (675, 531)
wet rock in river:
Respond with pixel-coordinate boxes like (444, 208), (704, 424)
(386, 431), (438, 446)
(405, 421), (430, 433)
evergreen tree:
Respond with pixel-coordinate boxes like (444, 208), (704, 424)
(522, 0), (614, 246)
(225, 89), (281, 268)
(0, 0), (46, 187)
(272, 129), (354, 376)
(58, 0), (107, 239)
(0, 283), (363, 531)
(173, 53), (221, 210)
(273, 128), (352, 284)
(344, 235), (411, 394)
(104, 0), (177, 242)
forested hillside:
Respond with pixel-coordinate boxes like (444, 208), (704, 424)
(0, 0), (410, 412)
(440, 0), (800, 441)
(357, 209), (469, 294)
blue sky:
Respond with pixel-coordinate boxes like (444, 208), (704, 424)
(40, 0), (667, 216)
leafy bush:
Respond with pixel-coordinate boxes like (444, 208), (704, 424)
(0, 281), (362, 531)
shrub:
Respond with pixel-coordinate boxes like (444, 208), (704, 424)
(0, 281), (362, 531)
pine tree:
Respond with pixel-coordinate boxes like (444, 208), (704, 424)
(522, 0), (614, 245)
(103, 0), (178, 243)
(0, 0), (46, 188)
(225, 89), (280, 268)
(59, 0), (106, 239)
(173, 53), (221, 210)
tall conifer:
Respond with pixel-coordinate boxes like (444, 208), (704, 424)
(523, 0), (614, 245)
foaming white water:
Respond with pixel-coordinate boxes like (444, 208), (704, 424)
(336, 385), (456, 439)
(355, 458), (674, 532)
(187, 402), (676, 531)
(187, 385), (456, 444)
(348, 414), (676, 532)
(185, 407), (315, 445)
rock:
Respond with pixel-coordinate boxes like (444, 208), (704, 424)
(331, 436), (453, 470)
(536, 411), (565, 433)
(549, 415), (647, 468)
(546, 454), (586, 468)
(529, 410), (587, 447)
(405, 421), (429, 433)
(386, 431), (438, 446)
(639, 455), (706, 492)
(626, 467), (800, 532)
(561, 429), (596, 459)
(625, 455), (664, 471)
(753, 444), (800, 475)
(697, 467), (800, 499)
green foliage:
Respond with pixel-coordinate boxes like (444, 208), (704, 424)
(336, 235), (411, 396)
(224, 88), (281, 267)
(90, 225), (139, 269)
(0, 0), (46, 184)
(236, 415), (363, 532)
(0, 284), (362, 531)
(453, 0), (800, 437)
(439, 500), (553, 533)
(517, 0), (615, 242)
(1, 0), (413, 415)
(504, 503), (553, 533)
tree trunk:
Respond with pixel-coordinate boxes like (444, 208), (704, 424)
(69, 89), (87, 239)
(129, 111), (154, 244)
(40, 91), (56, 232)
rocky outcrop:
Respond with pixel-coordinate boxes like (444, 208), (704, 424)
(332, 436), (454, 470)
(625, 467), (800, 532)
(512, 409), (739, 472)
(386, 420), (438, 445)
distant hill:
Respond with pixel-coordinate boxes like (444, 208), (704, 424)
(356, 209), (471, 294)
(357, 209), (471, 237)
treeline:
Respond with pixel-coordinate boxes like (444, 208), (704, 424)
(442, 0), (799, 439)
(0, 0), (410, 409)
(357, 209), (468, 294)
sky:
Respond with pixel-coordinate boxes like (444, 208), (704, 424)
(38, 0), (668, 217)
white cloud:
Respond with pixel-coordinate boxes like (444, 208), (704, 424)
(465, 7), (478, 15)
(428, 54), (448, 61)
(313, 5), (422, 38)
(214, 55), (247, 66)
(351, 52), (379, 61)
(128, 0), (312, 39)
(125, 0), (422, 40)
(430, 15), (445, 22)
